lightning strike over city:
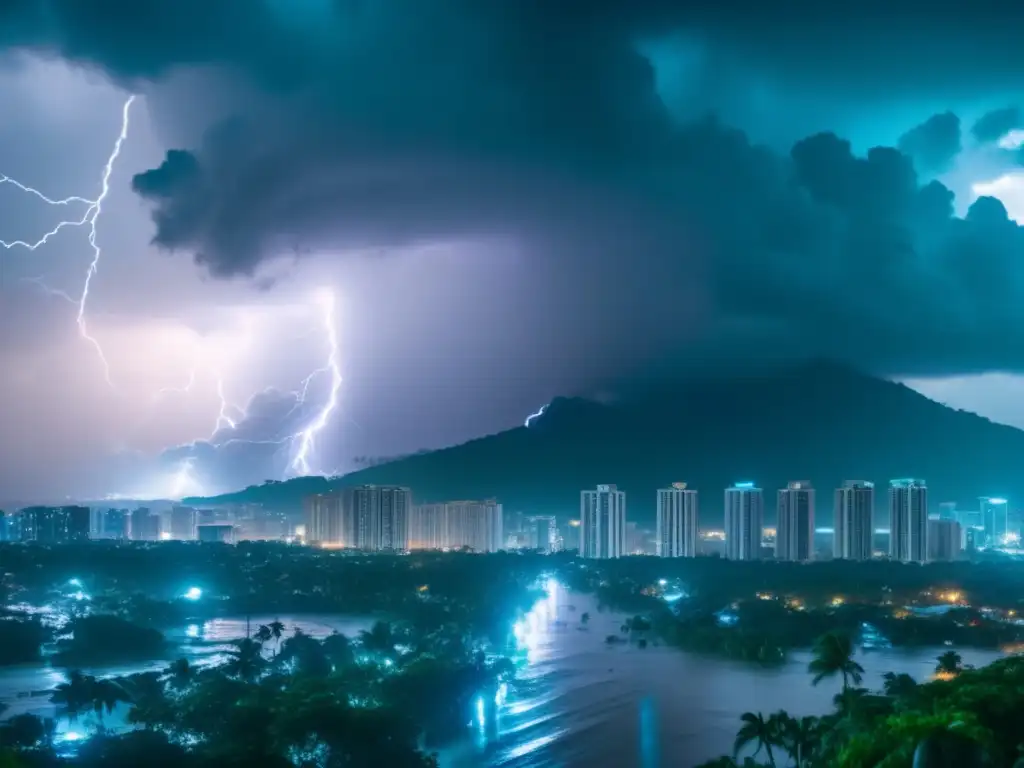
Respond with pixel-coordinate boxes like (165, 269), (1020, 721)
(287, 289), (342, 477)
(1, 94), (135, 384)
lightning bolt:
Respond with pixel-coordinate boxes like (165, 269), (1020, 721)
(154, 367), (197, 399)
(215, 376), (241, 431)
(524, 404), (548, 427)
(287, 289), (342, 476)
(161, 289), (342, 495)
(1, 94), (135, 384)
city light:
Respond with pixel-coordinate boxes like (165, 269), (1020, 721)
(183, 587), (202, 601)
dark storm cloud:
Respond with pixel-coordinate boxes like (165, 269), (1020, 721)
(7, 0), (1024, 388)
(897, 112), (961, 175)
(972, 107), (1021, 144)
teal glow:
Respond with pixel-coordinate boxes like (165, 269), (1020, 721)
(734, 482), (755, 489)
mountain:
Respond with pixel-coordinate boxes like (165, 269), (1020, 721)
(188, 360), (1024, 525)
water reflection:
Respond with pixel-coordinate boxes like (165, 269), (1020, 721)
(0, 589), (1008, 767)
(442, 581), (1005, 768)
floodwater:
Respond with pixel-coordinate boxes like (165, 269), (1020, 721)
(0, 589), (1004, 767)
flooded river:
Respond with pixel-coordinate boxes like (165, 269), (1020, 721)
(0, 586), (1004, 767)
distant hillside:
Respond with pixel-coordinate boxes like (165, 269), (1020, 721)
(187, 360), (1023, 525)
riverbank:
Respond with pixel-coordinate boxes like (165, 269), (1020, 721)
(1, 590), (1007, 767)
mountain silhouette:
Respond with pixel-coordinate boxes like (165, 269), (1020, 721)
(188, 360), (1021, 526)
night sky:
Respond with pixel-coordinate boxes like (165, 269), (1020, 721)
(2, 1), (1024, 501)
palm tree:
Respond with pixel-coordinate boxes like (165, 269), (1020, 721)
(123, 673), (172, 731)
(89, 679), (131, 726)
(808, 631), (864, 691)
(882, 671), (918, 700)
(935, 650), (964, 677)
(224, 637), (266, 682)
(254, 624), (273, 645)
(734, 711), (778, 767)
(268, 620), (286, 655)
(775, 712), (818, 767)
(50, 670), (94, 725)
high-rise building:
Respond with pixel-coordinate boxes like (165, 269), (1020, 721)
(834, 481), (875, 561)
(20, 506), (90, 544)
(980, 497), (1009, 547)
(889, 479), (928, 563)
(408, 503), (448, 549)
(444, 500), (504, 552)
(347, 486), (411, 551)
(656, 483), (699, 558)
(0, 511), (20, 542)
(130, 507), (161, 541)
(580, 484), (626, 559)
(928, 519), (963, 562)
(776, 481), (814, 562)
(100, 509), (129, 539)
(197, 524), (236, 544)
(527, 515), (557, 552)
(170, 506), (198, 541)
(724, 482), (763, 561)
(562, 519), (580, 552)
(304, 493), (346, 547)
(938, 502), (958, 521)
(408, 500), (504, 552)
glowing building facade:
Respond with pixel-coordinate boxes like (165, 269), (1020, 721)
(980, 497), (1009, 547)
(776, 481), (814, 562)
(409, 500), (503, 552)
(580, 484), (626, 559)
(834, 481), (875, 561)
(656, 483), (699, 558)
(724, 482), (763, 561)
(928, 519), (962, 562)
(889, 478), (928, 563)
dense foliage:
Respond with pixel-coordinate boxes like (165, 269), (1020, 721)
(0, 544), (552, 766)
(698, 634), (1024, 768)
(559, 556), (1024, 664)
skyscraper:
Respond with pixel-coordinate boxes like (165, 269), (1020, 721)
(724, 482), (763, 561)
(348, 486), (411, 551)
(656, 482), (699, 558)
(527, 515), (557, 552)
(409, 503), (448, 549)
(130, 507), (160, 541)
(580, 484), (626, 559)
(776, 481), (814, 562)
(980, 497), (1008, 547)
(928, 519), (962, 562)
(304, 492), (346, 547)
(20, 506), (90, 544)
(304, 487), (411, 550)
(408, 500), (503, 552)
(442, 500), (504, 552)
(170, 506), (198, 541)
(889, 479), (928, 563)
(834, 481), (875, 561)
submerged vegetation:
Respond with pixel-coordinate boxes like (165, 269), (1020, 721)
(3, 543), (1024, 766)
(699, 636), (1024, 767)
(0, 545), (550, 766)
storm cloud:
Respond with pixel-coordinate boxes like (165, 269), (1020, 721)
(5, 0), (1024, 497)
